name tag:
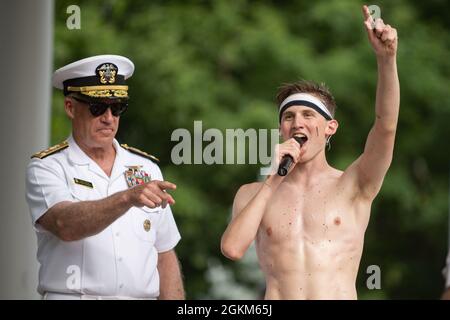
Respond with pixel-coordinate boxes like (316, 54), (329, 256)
(74, 178), (94, 188)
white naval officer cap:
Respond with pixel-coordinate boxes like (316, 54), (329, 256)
(52, 54), (135, 100)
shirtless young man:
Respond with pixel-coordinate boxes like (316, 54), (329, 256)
(221, 6), (399, 299)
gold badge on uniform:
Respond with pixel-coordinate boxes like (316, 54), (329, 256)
(124, 166), (151, 188)
(74, 178), (93, 188)
(143, 219), (151, 232)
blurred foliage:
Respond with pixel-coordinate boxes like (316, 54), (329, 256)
(52, 0), (450, 299)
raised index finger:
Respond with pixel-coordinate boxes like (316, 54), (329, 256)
(362, 5), (372, 23)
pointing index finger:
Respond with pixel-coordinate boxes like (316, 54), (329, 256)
(157, 181), (177, 190)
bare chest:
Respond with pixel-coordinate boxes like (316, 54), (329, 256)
(259, 183), (361, 245)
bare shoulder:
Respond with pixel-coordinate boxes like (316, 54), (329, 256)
(236, 182), (262, 198)
(232, 182), (263, 218)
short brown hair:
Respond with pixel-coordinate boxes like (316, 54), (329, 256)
(276, 80), (337, 117)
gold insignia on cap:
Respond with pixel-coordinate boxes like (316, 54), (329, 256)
(31, 141), (68, 159)
(121, 144), (159, 163)
(96, 63), (117, 84)
(143, 219), (151, 232)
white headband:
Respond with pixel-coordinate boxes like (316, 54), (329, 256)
(279, 93), (333, 122)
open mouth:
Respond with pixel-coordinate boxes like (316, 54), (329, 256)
(293, 133), (308, 146)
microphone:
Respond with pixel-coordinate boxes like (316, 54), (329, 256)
(277, 136), (307, 176)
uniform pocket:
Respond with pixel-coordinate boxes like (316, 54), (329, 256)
(131, 207), (159, 243)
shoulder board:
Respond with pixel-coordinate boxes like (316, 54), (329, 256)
(31, 141), (68, 159)
(121, 144), (160, 163)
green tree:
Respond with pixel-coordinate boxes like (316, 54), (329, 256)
(52, 0), (450, 299)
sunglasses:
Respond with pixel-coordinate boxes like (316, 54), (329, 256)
(72, 96), (128, 117)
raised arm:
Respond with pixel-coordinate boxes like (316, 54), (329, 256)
(350, 5), (400, 199)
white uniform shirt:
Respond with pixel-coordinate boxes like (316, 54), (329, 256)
(25, 135), (181, 298)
